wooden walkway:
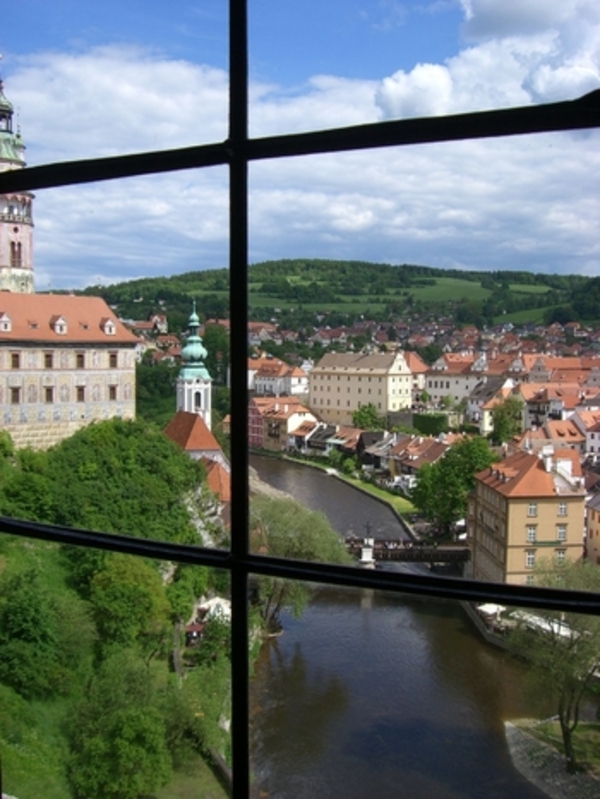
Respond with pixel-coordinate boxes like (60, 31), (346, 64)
(345, 537), (471, 564)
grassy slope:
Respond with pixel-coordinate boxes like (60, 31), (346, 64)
(155, 755), (229, 799)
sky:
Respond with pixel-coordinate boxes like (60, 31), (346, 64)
(0, 0), (599, 290)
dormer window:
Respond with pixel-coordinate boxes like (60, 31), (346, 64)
(0, 312), (12, 333)
(50, 315), (68, 335)
(101, 318), (116, 336)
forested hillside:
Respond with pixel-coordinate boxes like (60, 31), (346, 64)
(79, 259), (596, 331)
(0, 420), (229, 799)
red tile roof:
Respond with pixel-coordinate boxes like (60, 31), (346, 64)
(204, 459), (231, 503)
(164, 411), (221, 452)
(0, 293), (139, 344)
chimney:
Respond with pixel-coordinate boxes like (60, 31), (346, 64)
(541, 444), (554, 472)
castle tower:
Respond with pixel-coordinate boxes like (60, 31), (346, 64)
(0, 77), (34, 293)
(177, 304), (212, 429)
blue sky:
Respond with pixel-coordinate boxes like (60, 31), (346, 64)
(1, 1), (599, 289)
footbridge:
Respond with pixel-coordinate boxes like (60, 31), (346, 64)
(345, 536), (471, 566)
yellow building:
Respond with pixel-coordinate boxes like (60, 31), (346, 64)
(309, 350), (412, 425)
(468, 447), (585, 585)
(585, 494), (600, 566)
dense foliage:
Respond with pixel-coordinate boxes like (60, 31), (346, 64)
(508, 561), (600, 774)
(0, 418), (204, 543)
(410, 436), (498, 535)
(352, 403), (386, 430)
(250, 495), (351, 632)
(0, 420), (230, 799)
(489, 396), (524, 445)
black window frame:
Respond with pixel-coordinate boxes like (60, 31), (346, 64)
(0, 3), (599, 796)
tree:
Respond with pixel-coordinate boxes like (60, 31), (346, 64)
(0, 567), (96, 699)
(352, 403), (386, 430)
(136, 358), (178, 427)
(90, 554), (171, 655)
(69, 652), (172, 799)
(508, 561), (600, 773)
(410, 436), (498, 535)
(0, 419), (205, 543)
(490, 396), (524, 444)
(250, 495), (351, 632)
(202, 322), (230, 384)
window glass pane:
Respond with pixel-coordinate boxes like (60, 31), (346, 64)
(0, 169), (230, 548)
(0, 532), (231, 798)
(4, 2), (228, 158)
(250, 2), (598, 137)
(251, 581), (600, 798)
(249, 133), (596, 277)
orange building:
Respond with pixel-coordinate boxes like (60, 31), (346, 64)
(469, 447), (585, 584)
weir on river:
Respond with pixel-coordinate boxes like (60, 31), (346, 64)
(249, 455), (555, 799)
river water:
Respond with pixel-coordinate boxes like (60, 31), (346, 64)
(249, 455), (552, 799)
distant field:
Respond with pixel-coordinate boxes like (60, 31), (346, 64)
(508, 284), (552, 295)
(407, 277), (491, 302)
(191, 276), (558, 319)
(249, 295), (388, 313)
(494, 306), (557, 325)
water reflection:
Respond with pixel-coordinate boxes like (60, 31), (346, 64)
(249, 457), (550, 798)
(251, 587), (549, 799)
(251, 637), (349, 771)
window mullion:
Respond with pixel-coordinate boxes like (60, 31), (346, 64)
(229, 0), (250, 796)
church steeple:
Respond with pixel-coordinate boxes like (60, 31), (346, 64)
(176, 304), (212, 428)
(0, 74), (34, 293)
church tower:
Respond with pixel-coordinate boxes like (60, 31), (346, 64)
(0, 77), (34, 293)
(177, 304), (212, 429)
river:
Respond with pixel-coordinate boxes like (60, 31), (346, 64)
(249, 455), (552, 799)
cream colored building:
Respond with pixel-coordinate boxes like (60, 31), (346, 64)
(468, 447), (585, 585)
(309, 351), (412, 425)
(0, 293), (138, 449)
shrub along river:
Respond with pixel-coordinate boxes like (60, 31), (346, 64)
(249, 455), (553, 799)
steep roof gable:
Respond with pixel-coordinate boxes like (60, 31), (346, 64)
(164, 411), (221, 452)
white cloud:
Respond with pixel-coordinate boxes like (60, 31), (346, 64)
(11, 46), (228, 163)
(2, 7), (599, 291)
(377, 1), (600, 118)
(459, 0), (581, 39)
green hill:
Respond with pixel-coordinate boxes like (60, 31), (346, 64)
(79, 259), (593, 331)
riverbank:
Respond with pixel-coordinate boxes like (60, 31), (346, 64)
(250, 449), (417, 533)
(505, 722), (600, 799)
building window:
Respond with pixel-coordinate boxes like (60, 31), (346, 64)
(109, 386), (117, 401)
(45, 387), (54, 404)
(11, 352), (20, 369)
(525, 550), (536, 569)
(109, 352), (118, 368)
(556, 549), (566, 565)
(557, 525), (567, 542)
(10, 241), (22, 268)
(44, 352), (53, 369)
(10, 387), (20, 405)
(558, 502), (567, 517)
(527, 503), (538, 517)
(526, 526), (537, 543)
(76, 353), (85, 369)
(77, 386), (85, 403)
